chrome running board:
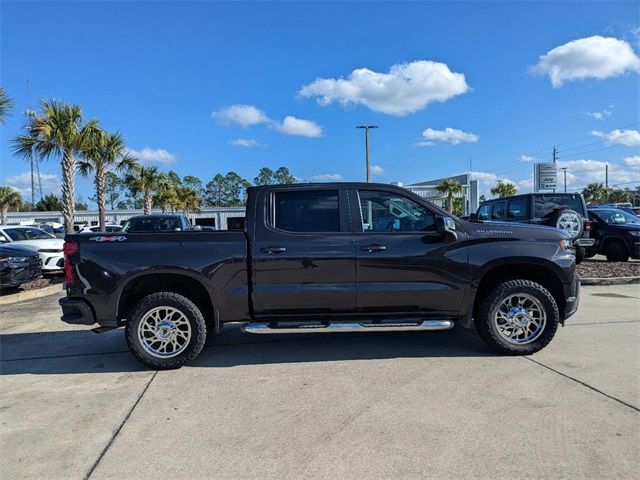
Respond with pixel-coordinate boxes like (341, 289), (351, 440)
(242, 320), (454, 334)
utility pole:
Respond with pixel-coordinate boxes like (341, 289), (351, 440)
(605, 164), (609, 203)
(561, 167), (568, 193)
(356, 125), (378, 183)
(552, 146), (557, 193)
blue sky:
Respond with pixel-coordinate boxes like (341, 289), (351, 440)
(1, 1), (639, 205)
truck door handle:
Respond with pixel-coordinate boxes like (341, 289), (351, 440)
(261, 246), (287, 254)
(360, 244), (387, 252)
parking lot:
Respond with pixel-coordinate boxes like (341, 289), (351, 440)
(1, 284), (639, 479)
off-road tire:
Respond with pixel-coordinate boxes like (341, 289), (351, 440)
(605, 240), (629, 262)
(575, 246), (585, 264)
(125, 292), (207, 370)
(475, 279), (560, 355)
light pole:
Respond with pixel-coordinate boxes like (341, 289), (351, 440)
(561, 167), (568, 193)
(356, 125), (378, 183)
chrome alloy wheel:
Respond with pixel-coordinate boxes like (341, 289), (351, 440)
(493, 293), (546, 345)
(137, 306), (192, 358)
(556, 211), (582, 238)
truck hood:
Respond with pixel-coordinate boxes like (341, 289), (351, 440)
(10, 238), (64, 251)
(463, 221), (569, 241)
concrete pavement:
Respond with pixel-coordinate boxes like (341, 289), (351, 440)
(1, 285), (639, 479)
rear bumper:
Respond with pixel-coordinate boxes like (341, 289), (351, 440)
(59, 297), (96, 325)
(573, 238), (594, 247)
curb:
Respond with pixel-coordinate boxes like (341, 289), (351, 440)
(0, 283), (64, 306)
(581, 276), (640, 286)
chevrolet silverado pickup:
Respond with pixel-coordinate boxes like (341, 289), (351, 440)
(59, 183), (580, 369)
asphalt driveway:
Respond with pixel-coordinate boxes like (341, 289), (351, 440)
(1, 285), (639, 479)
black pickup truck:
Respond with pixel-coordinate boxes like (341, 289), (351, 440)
(60, 183), (579, 369)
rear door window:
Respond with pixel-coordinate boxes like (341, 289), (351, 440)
(491, 202), (506, 220)
(507, 198), (527, 219)
(273, 190), (340, 232)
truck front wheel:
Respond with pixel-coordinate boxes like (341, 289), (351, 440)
(475, 280), (559, 355)
(125, 292), (207, 369)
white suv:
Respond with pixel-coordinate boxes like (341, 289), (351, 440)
(0, 226), (64, 272)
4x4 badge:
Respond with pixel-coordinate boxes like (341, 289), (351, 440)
(89, 235), (127, 242)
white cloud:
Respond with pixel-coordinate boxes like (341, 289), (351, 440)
(126, 147), (178, 165)
(418, 127), (479, 146)
(5, 171), (60, 197)
(299, 60), (469, 116)
(624, 155), (640, 167)
(212, 104), (269, 127)
(229, 138), (266, 148)
(273, 116), (323, 138)
(312, 173), (344, 181)
(530, 36), (640, 87)
(213, 105), (322, 138)
(557, 159), (636, 189)
(520, 155), (536, 161)
(370, 165), (385, 176)
(592, 129), (640, 146)
(585, 110), (612, 120)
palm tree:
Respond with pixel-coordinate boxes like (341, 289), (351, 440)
(436, 179), (464, 213)
(12, 99), (98, 232)
(125, 165), (162, 214)
(582, 183), (607, 205)
(0, 87), (13, 125)
(0, 186), (22, 224)
(175, 185), (201, 215)
(490, 180), (517, 198)
(153, 175), (179, 213)
(78, 129), (137, 230)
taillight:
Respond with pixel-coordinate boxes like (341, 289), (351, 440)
(63, 241), (79, 284)
(584, 220), (592, 231)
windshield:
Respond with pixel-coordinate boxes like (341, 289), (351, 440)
(593, 209), (640, 225)
(3, 227), (56, 241)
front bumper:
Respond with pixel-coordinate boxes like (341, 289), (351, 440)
(39, 253), (64, 271)
(59, 297), (96, 325)
(563, 275), (580, 322)
(0, 263), (41, 288)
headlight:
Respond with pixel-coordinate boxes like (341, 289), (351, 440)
(3, 256), (30, 263)
(559, 239), (570, 250)
(629, 230), (640, 237)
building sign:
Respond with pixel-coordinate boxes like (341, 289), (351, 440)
(534, 163), (557, 192)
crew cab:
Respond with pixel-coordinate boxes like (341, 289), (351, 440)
(59, 183), (580, 369)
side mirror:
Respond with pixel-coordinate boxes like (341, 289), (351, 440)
(435, 216), (457, 239)
(192, 225), (203, 231)
(469, 213), (478, 221)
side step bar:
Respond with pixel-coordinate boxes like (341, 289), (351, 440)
(242, 320), (454, 334)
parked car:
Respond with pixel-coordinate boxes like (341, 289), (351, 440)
(60, 183), (580, 369)
(585, 208), (640, 262)
(121, 214), (193, 233)
(475, 193), (594, 263)
(0, 226), (64, 272)
(0, 244), (42, 289)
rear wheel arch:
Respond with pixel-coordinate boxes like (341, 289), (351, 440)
(117, 272), (215, 328)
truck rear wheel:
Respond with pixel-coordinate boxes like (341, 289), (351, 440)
(125, 292), (207, 369)
(475, 280), (559, 355)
